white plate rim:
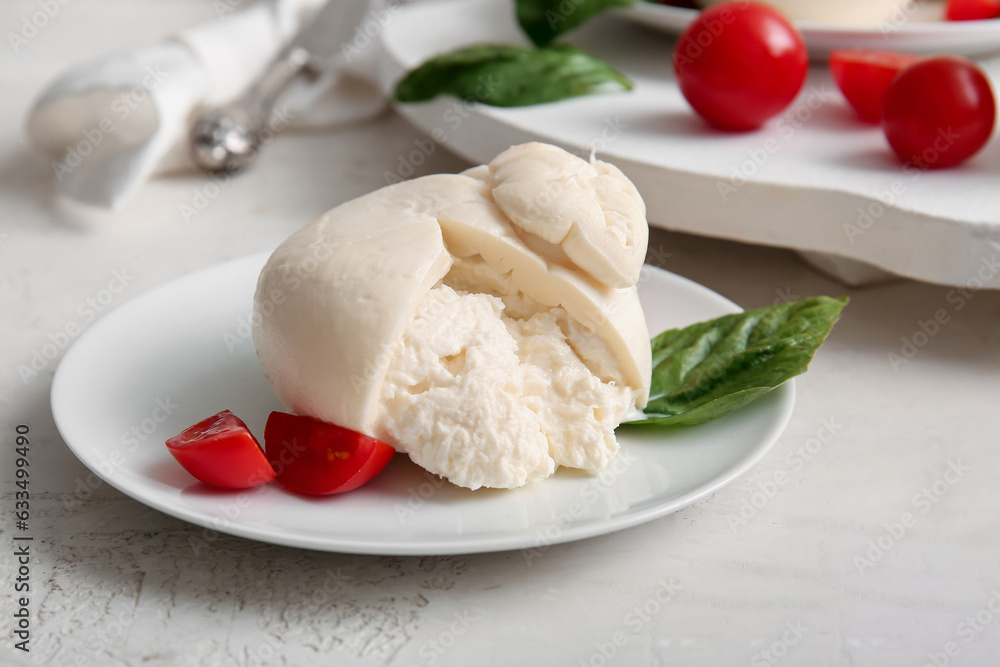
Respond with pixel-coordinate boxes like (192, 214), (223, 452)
(615, 2), (1000, 38)
(619, 1), (1000, 56)
(51, 252), (796, 556)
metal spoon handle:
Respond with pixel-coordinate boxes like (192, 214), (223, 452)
(189, 45), (312, 173)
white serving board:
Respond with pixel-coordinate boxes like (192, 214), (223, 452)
(380, 0), (1000, 289)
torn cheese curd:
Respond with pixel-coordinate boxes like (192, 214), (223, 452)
(253, 142), (651, 490)
(379, 261), (636, 489)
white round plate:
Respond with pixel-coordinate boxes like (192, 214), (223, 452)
(51, 253), (794, 556)
(621, 1), (1000, 57)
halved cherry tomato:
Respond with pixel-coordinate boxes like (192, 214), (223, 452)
(829, 49), (919, 123)
(882, 56), (996, 169)
(946, 0), (1000, 21)
(166, 410), (275, 489)
(264, 411), (396, 495)
(673, 2), (808, 131)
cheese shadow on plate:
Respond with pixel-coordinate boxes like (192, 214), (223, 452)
(360, 454), (533, 504)
(340, 455), (610, 504)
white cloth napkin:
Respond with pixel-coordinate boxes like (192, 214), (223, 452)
(25, 0), (386, 209)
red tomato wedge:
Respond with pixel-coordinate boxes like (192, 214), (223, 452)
(829, 49), (919, 123)
(946, 0), (1000, 21)
(165, 410), (275, 489)
(264, 412), (396, 495)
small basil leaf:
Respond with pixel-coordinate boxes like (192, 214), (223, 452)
(516, 0), (635, 46)
(394, 43), (631, 108)
(625, 296), (848, 427)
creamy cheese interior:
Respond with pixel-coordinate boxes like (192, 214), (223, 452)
(376, 256), (634, 490)
(253, 143), (653, 492)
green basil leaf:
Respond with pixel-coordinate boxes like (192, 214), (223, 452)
(516, 0), (635, 46)
(625, 296), (848, 427)
(393, 43), (631, 108)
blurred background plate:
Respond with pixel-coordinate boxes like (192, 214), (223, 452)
(620, 1), (1000, 58)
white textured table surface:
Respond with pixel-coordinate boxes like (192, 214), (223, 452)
(3, 2), (1000, 666)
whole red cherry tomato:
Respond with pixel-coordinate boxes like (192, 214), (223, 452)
(166, 410), (275, 489)
(946, 0), (1000, 21)
(264, 411), (396, 495)
(673, 2), (808, 131)
(829, 49), (919, 123)
(882, 56), (996, 169)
